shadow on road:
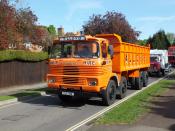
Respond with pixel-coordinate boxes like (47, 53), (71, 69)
(17, 94), (105, 110)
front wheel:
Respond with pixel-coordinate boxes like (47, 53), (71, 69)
(102, 80), (117, 106)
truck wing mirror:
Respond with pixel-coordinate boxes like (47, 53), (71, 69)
(108, 45), (114, 58)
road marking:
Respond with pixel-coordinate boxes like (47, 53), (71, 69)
(66, 71), (175, 131)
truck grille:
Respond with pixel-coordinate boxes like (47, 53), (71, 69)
(49, 66), (104, 85)
(49, 66), (103, 76)
(56, 76), (86, 85)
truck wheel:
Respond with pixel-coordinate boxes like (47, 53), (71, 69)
(117, 77), (127, 99)
(157, 71), (161, 77)
(148, 72), (152, 77)
(102, 80), (117, 106)
(135, 72), (143, 90)
(130, 77), (135, 89)
(59, 95), (72, 102)
(143, 71), (148, 87)
(162, 69), (165, 76)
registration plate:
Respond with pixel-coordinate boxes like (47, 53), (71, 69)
(62, 91), (74, 96)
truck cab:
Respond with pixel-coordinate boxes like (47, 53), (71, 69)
(149, 50), (169, 76)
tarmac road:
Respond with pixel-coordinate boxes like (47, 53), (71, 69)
(0, 76), (164, 131)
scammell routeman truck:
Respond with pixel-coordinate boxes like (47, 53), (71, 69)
(47, 34), (150, 105)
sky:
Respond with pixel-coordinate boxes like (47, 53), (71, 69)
(16, 0), (175, 40)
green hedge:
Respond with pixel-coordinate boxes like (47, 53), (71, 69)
(0, 50), (48, 62)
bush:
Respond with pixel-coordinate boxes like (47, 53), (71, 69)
(0, 50), (48, 62)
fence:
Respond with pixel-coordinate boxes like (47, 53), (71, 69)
(0, 61), (47, 88)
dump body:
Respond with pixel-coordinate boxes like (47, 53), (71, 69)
(96, 34), (150, 73)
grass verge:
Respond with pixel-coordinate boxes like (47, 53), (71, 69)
(0, 96), (16, 101)
(97, 78), (175, 125)
(10, 91), (41, 98)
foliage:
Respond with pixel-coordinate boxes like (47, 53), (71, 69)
(0, 0), (52, 50)
(47, 25), (56, 36)
(147, 30), (170, 49)
(0, 0), (17, 49)
(137, 39), (147, 46)
(32, 26), (52, 50)
(0, 50), (48, 62)
(166, 33), (175, 45)
(83, 11), (140, 43)
(16, 7), (37, 43)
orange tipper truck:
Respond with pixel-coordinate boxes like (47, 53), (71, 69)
(47, 34), (150, 105)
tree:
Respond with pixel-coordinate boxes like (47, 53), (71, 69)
(137, 39), (147, 45)
(0, 0), (17, 49)
(47, 25), (56, 36)
(83, 11), (140, 42)
(166, 33), (175, 45)
(172, 39), (175, 46)
(16, 7), (37, 42)
(147, 30), (170, 49)
(32, 26), (52, 51)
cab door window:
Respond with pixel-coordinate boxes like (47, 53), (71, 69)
(102, 42), (107, 58)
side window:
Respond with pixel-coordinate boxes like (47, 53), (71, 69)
(102, 42), (107, 58)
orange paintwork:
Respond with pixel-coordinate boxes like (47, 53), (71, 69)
(96, 34), (150, 74)
(47, 34), (150, 93)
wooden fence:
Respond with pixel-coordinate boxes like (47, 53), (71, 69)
(0, 61), (47, 88)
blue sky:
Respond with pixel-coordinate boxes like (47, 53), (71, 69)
(17, 0), (175, 39)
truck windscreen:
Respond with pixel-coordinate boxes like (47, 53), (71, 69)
(50, 41), (99, 58)
(150, 56), (159, 62)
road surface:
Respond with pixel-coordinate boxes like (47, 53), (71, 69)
(0, 76), (164, 131)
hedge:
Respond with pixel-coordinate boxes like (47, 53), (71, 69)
(0, 50), (48, 62)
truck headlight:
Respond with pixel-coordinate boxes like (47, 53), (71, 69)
(48, 77), (56, 83)
(88, 79), (98, 86)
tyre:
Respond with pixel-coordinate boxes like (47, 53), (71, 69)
(59, 95), (72, 102)
(157, 71), (161, 77)
(148, 72), (152, 77)
(135, 72), (143, 90)
(116, 76), (127, 99)
(143, 71), (148, 87)
(161, 69), (165, 76)
(130, 77), (135, 89)
(102, 80), (117, 106)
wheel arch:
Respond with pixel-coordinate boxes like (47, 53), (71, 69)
(110, 75), (119, 87)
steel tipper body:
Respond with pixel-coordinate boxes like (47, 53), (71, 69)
(47, 34), (150, 105)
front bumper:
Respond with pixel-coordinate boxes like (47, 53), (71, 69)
(48, 82), (102, 93)
(57, 88), (101, 97)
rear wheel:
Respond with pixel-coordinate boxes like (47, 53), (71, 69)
(135, 72), (143, 90)
(143, 71), (148, 87)
(157, 71), (161, 77)
(117, 76), (127, 99)
(161, 69), (165, 76)
(130, 77), (135, 89)
(102, 80), (117, 106)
